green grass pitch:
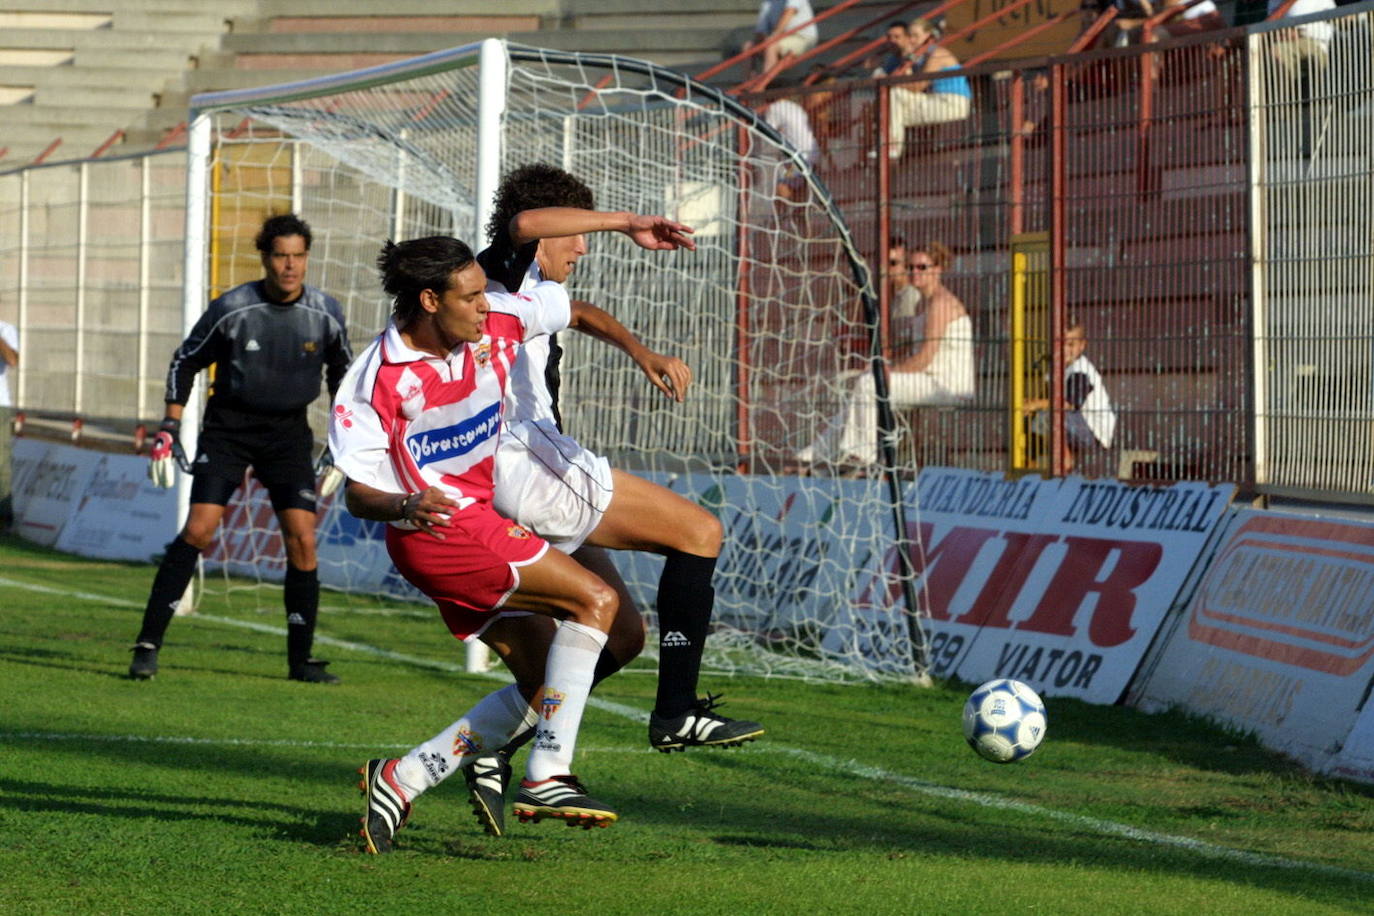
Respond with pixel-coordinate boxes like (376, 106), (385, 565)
(1, 534), (1371, 915)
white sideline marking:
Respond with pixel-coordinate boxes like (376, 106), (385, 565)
(0, 733), (629, 754)
(772, 747), (1374, 883)
(4, 574), (1372, 882)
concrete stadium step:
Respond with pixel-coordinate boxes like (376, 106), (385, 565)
(257, 0), (558, 15)
(109, 10), (236, 33)
(3, 125), (127, 156)
(72, 47), (201, 69)
(564, 0), (760, 32)
(2, 103), (136, 127)
(0, 64), (176, 90)
(4, 0), (258, 14)
(262, 14), (542, 34)
(34, 84), (157, 109)
(1, 28), (224, 53)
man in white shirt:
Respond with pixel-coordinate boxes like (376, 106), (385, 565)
(0, 318), (17, 531)
(749, 0), (819, 74)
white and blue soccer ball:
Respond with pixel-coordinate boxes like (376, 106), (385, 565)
(962, 678), (1047, 764)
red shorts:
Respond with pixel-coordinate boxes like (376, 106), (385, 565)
(385, 502), (549, 641)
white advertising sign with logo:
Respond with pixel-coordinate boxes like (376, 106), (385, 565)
(55, 452), (177, 561)
(1133, 510), (1374, 782)
(849, 468), (1234, 702)
(12, 439), (96, 547)
(12, 439), (177, 558)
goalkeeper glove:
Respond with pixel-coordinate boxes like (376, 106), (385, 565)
(148, 418), (189, 489)
(315, 447), (345, 499)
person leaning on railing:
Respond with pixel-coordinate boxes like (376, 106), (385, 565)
(883, 18), (972, 160)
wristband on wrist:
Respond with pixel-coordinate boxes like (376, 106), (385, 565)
(398, 492), (415, 521)
(159, 417), (180, 433)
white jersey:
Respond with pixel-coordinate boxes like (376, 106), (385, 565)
(0, 320), (16, 408)
(1068, 353), (1116, 448)
(491, 259), (557, 426)
(490, 255), (616, 551)
(329, 283), (570, 522)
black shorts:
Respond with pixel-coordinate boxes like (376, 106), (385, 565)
(189, 402), (318, 513)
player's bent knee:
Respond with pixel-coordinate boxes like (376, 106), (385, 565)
(180, 525), (217, 551)
(567, 579), (619, 634)
(683, 507), (724, 556)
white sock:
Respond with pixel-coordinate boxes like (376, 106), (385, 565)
(524, 619), (608, 783)
(391, 683), (535, 799)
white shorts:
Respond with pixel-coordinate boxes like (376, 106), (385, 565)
(493, 418), (614, 555)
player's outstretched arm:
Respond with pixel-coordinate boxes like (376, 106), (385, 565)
(570, 300), (692, 402)
(509, 207), (695, 252)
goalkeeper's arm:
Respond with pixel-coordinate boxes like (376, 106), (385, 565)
(147, 404), (190, 488)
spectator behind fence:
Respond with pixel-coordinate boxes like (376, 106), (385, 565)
(762, 92), (820, 203)
(884, 18), (972, 160)
(1268, 0), (1336, 76)
(1024, 317), (1116, 473)
(886, 237), (922, 352)
(0, 316), (17, 531)
(795, 241), (973, 472)
(1157, 0), (1226, 36)
(748, 0), (819, 75)
(871, 20), (915, 77)
(1080, 0), (1155, 47)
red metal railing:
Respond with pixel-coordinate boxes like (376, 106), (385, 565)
(740, 27), (1255, 485)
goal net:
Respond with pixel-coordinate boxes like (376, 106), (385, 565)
(186, 40), (927, 682)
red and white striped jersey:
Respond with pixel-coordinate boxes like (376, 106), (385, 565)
(330, 283), (570, 521)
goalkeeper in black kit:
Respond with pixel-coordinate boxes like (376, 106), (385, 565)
(128, 213), (353, 683)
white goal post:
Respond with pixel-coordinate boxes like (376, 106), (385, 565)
(182, 38), (929, 682)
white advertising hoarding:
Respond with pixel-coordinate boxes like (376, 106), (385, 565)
(845, 468), (1234, 702)
(1133, 510), (1374, 782)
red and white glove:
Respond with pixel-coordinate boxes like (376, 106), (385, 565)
(148, 418), (188, 489)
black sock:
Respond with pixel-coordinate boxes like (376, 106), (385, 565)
(654, 550), (717, 718)
(592, 644), (623, 687)
(135, 536), (202, 648)
(284, 565), (319, 669)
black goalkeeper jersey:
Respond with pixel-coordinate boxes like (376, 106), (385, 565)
(164, 280), (352, 415)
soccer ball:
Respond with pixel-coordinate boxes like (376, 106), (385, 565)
(962, 679), (1047, 764)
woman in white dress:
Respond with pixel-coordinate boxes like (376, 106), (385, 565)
(798, 241), (973, 469)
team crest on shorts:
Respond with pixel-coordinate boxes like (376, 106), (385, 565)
(540, 689), (566, 720)
(452, 726), (481, 756)
(474, 342), (492, 368)
(507, 524), (531, 540)
(302, 340), (317, 353)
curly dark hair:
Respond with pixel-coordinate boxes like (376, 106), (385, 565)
(376, 236), (475, 325)
(255, 213), (313, 253)
(485, 163), (595, 244)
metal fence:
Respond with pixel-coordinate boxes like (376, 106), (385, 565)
(742, 2), (1373, 499)
(1, 4), (1371, 502)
